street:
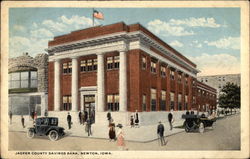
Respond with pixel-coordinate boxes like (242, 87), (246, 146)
(9, 114), (240, 151)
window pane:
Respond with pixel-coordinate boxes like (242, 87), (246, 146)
(11, 72), (20, 80)
(21, 80), (29, 88)
(30, 79), (37, 88)
(11, 81), (20, 88)
(30, 71), (37, 79)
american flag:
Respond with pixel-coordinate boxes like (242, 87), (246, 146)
(93, 10), (104, 20)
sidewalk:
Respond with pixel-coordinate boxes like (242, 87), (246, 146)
(8, 115), (184, 142)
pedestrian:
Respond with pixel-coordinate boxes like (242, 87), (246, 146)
(9, 110), (12, 124)
(109, 123), (116, 141)
(44, 109), (48, 117)
(157, 121), (166, 146)
(78, 111), (82, 124)
(134, 110), (139, 128)
(21, 115), (25, 128)
(86, 118), (92, 136)
(31, 110), (35, 120)
(34, 111), (37, 120)
(84, 110), (88, 123)
(168, 110), (173, 130)
(67, 112), (72, 129)
(130, 115), (134, 128)
(116, 124), (125, 150)
(81, 112), (85, 125)
(107, 111), (111, 125)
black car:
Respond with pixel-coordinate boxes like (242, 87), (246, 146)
(27, 117), (65, 141)
(182, 113), (216, 133)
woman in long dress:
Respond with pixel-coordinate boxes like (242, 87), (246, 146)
(116, 124), (125, 150)
(109, 123), (116, 141)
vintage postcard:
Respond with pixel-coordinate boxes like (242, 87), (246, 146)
(1, 1), (249, 159)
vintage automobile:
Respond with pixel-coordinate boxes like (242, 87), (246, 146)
(27, 117), (65, 141)
(182, 112), (216, 133)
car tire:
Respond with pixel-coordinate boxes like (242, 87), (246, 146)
(48, 130), (59, 141)
(199, 122), (205, 133)
(27, 129), (35, 138)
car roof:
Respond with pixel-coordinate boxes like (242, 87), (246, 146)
(37, 117), (58, 120)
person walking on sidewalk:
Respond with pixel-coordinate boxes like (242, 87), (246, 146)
(116, 124), (125, 150)
(134, 110), (139, 128)
(107, 111), (111, 126)
(109, 123), (116, 141)
(86, 118), (92, 136)
(21, 115), (25, 128)
(130, 115), (134, 128)
(157, 121), (166, 146)
(78, 111), (82, 124)
(67, 112), (72, 129)
(9, 111), (12, 124)
(168, 110), (173, 130)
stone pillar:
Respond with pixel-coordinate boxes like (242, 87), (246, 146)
(97, 54), (105, 112)
(119, 51), (127, 112)
(54, 59), (61, 111)
(71, 57), (78, 111)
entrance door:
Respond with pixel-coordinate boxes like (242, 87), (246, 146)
(84, 95), (95, 123)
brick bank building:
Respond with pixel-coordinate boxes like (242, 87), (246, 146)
(47, 22), (216, 125)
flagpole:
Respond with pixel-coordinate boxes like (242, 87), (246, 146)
(92, 8), (94, 27)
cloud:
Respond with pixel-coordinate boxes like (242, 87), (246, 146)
(169, 40), (183, 47)
(9, 15), (94, 57)
(190, 40), (203, 48)
(188, 53), (240, 76)
(169, 17), (221, 28)
(42, 15), (93, 33)
(204, 37), (240, 50)
(13, 25), (26, 32)
(31, 28), (54, 38)
(147, 19), (195, 36)
(9, 36), (51, 58)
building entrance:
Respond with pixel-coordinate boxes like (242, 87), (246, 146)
(84, 95), (95, 123)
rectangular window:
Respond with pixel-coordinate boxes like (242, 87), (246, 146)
(20, 71), (29, 88)
(30, 71), (37, 88)
(80, 60), (87, 72)
(63, 62), (71, 74)
(178, 94), (182, 110)
(170, 70), (175, 80)
(150, 61), (156, 73)
(178, 74), (182, 83)
(63, 63), (68, 74)
(185, 76), (188, 85)
(142, 94), (146, 111)
(170, 92), (175, 110)
(185, 95), (188, 110)
(160, 90), (166, 111)
(107, 57), (113, 70)
(142, 56), (147, 70)
(161, 66), (166, 77)
(151, 89), (157, 111)
(93, 59), (97, 70)
(192, 96), (196, 105)
(107, 95), (113, 111)
(87, 60), (93, 71)
(62, 95), (72, 111)
(114, 56), (120, 69)
(107, 94), (119, 111)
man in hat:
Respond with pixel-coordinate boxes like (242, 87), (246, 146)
(67, 112), (72, 129)
(168, 110), (173, 130)
(157, 121), (166, 146)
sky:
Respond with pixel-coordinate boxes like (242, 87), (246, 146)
(9, 8), (240, 76)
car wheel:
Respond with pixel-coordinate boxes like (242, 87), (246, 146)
(27, 129), (35, 138)
(48, 130), (59, 141)
(199, 122), (205, 133)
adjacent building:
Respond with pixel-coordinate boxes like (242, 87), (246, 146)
(8, 52), (48, 116)
(47, 22), (216, 125)
(197, 74), (240, 102)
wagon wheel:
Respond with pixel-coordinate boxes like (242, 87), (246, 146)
(199, 122), (205, 133)
(48, 130), (59, 141)
(27, 129), (34, 138)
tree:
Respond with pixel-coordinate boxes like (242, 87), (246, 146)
(218, 82), (240, 114)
